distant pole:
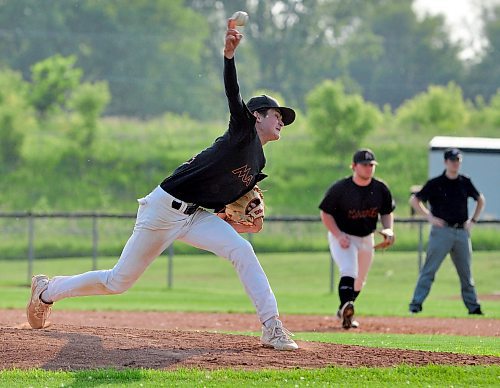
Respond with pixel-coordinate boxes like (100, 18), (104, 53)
(418, 222), (423, 271)
(167, 244), (174, 288)
(92, 216), (98, 270)
(27, 215), (35, 284)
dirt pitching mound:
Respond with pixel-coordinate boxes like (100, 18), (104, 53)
(1, 310), (498, 370)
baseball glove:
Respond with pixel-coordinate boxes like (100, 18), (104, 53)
(223, 186), (265, 226)
(374, 228), (395, 250)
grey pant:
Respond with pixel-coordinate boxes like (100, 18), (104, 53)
(410, 225), (481, 312)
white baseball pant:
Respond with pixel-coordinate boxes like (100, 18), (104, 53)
(44, 186), (279, 323)
(327, 231), (374, 291)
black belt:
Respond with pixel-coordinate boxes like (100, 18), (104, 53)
(447, 222), (464, 229)
(171, 200), (199, 215)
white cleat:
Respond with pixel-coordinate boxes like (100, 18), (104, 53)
(26, 275), (52, 329)
(261, 319), (298, 351)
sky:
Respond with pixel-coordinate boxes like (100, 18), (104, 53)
(413, 0), (500, 59)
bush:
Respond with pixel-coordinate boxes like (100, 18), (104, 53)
(395, 82), (468, 133)
(0, 68), (37, 170)
(306, 79), (382, 161)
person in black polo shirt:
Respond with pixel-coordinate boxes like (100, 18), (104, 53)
(26, 17), (298, 351)
(409, 148), (486, 315)
(319, 149), (396, 329)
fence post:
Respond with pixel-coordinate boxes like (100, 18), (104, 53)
(92, 216), (98, 270)
(418, 221), (423, 271)
(167, 244), (174, 289)
(27, 214), (35, 284)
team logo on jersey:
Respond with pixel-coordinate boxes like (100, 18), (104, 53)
(348, 207), (378, 219)
(232, 164), (253, 186)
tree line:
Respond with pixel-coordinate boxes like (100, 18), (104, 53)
(0, 50), (498, 212)
(0, 0), (499, 120)
(1, 0), (499, 214)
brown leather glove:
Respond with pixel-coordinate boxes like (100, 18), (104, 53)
(222, 186), (265, 227)
(374, 228), (395, 250)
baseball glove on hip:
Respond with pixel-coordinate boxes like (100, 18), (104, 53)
(223, 186), (265, 226)
(374, 228), (395, 250)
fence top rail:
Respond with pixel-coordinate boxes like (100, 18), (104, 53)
(0, 212), (499, 224)
(0, 212), (134, 218)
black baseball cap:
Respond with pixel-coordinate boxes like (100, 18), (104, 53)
(246, 94), (296, 126)
(353, 148), (378, 165)
(444, 148), (462, 160)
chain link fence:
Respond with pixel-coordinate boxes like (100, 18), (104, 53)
(1, 212), (498, 290)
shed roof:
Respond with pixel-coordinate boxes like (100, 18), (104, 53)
(430, 136), (500, 154)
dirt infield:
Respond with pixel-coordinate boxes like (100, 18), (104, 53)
(1, 309), (499, 370)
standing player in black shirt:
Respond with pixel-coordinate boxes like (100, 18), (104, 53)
(409, 148), (485, 315)
(26, 17), (298, 351)
(319, 149), (395, 329)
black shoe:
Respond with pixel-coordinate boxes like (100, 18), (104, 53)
(409, 304), (422, 314)
(469, 307), (483, 315)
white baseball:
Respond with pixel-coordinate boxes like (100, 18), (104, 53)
(231, 11), (249, 26)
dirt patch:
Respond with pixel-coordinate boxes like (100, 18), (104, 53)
(1, 310), (498, 371)
(2, 309), (498, 336)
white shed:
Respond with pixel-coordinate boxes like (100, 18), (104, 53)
(429, 136), (500, 220)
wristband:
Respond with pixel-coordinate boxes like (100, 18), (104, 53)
(471, 218), (478, 223)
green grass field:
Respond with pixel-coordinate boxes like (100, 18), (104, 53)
(1, 366), (499, 387)
(1, 251), (499, 386)
(2, 251), (498, 317)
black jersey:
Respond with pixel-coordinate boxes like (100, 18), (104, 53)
(416, 171), (480, 225)
(319, 177), (395, 237)
(160, 57), (267, 210)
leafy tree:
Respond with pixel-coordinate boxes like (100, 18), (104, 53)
(0, 0), (214, 119)
(185, 0), (385, 112)
(0, 0), (72, 72)
(78, 0), (212, 118)
(29, 54), (82, 117)
(469, 89), (500, 134)
(306, 79), (381, 160)
(464, 5), (500, 103)
(0, 0), (492, 121)
(395, 82), (468, 133)
(185, 0), (467, 114)
(347, 0), (464, 109)
(0, 68), (36, 170)
(68, 81), (111, 150)
(483, 89), (500, 127)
